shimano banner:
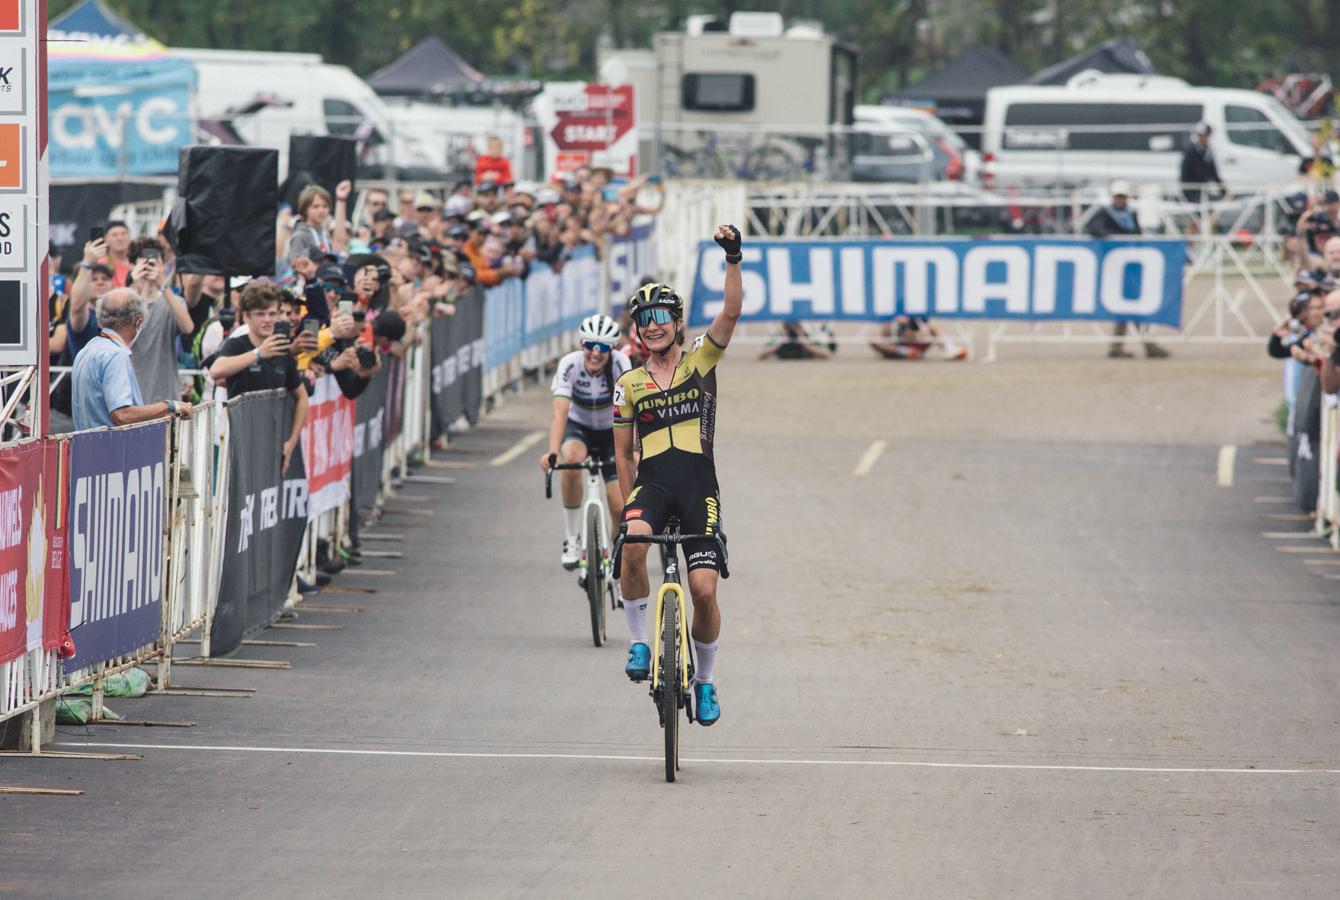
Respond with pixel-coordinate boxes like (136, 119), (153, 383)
(66, 423), (170, 670)
(211, 392), (309, 656)
(689, 238), (1185, 327)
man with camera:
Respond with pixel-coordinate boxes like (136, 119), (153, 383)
(207, 281), (310, 471)
(126, 237), (199, 404)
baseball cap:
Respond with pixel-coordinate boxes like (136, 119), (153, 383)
(88, 262), (114, 278)
(414, 191), (440, 211)
(1110, 179), (1131, 197)
(445, 223), (470, 240)
(476, 177), (499, 194)
(561, 176), (581, 192)
(491, 209), (514, 227)
(1324, 190), (1340, 204)
(1194, 122), (1212, 136)
(373, 208), (395, 222)
(315, 263), (346, 285)
(536, 188), (560, 207)
(444, 195), (473, 218)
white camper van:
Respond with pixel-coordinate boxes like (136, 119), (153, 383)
(982, 72), (1313, 190)
(171, 48), (445, 179)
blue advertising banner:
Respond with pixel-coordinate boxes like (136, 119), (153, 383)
(65, 422), (169, 670)
(483, 246), (601, 370)
(608, 221), (657, 313)
(48, 58), (195, 177)
(688, 238), (1186, 327)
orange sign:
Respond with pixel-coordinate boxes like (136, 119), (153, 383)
(0, 1), (18, 32)
(0, 124), (19, 188)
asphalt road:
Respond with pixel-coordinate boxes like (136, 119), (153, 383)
(2, 345), (1338, 899)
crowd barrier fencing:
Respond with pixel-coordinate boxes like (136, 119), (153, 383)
(1316, 396), (1340, 549)
(2, 226), (657, 749)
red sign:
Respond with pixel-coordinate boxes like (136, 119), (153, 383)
(547, 85), (635, 152)
(0, 439), (42, 664)
(42, 439), (70, 654)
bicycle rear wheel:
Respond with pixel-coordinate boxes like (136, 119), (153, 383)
(586, 506), (606, 647)
(661, 587), (680, 782)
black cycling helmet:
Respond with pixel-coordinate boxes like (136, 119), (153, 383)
(628, 282), (683, 319)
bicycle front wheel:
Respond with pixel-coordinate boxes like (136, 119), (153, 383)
(661, 588), (680, 782)
(586, 506), (605, 647)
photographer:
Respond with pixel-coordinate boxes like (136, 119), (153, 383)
(207, 281), (309, 471)
(126, 237), (198, 404)
(758, 320), (833, 360)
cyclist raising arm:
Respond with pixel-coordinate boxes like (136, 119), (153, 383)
(613, 224), (742, 726)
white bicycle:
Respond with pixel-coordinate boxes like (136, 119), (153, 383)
(546, 456), (620, 646)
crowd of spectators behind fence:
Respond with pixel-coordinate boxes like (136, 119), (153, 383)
(46, 155), (665, 433)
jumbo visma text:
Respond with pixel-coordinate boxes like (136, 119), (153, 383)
(690, 238), (1186, 326)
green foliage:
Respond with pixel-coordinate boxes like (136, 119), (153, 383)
(49, 0), (1335, 88)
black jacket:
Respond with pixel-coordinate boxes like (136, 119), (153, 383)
(1180, 143), (1223, 187)
(1086, 206), (1142, 238)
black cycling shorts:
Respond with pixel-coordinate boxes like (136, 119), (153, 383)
(622, 477), (725, 573)
(561, 420), (617, 482)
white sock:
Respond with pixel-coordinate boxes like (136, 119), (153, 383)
(613, 578), (622, 604)
(694, 639), (719, 683)
(624, 595), (649, 645)
(563, 507), (580, 541)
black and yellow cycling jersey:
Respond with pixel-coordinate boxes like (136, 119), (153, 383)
(613, 332), (724, 467)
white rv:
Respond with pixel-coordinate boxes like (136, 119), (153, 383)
(170, 47), (446, 179)
(982, 72), (1313, 190)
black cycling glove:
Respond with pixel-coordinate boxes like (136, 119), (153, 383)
(715, 225), (742, 264)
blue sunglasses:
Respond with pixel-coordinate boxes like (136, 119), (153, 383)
(582, 341), (612, 354)
(634, 307), (674, 328)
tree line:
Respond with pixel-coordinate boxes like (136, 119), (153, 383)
(54, 0), (1339, 101)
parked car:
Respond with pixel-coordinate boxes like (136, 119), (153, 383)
(850, 105), (980, 184)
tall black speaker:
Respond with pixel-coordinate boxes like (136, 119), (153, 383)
(165, 145), (278, 276)
(283, 135), (358, 209)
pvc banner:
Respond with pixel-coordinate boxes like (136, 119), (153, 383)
(65, 423), (169, 670)
(430, 288), (485, 436)
(608, 221), (657, 312)
(0, 440), (45, 665)
(211, 391), (308, 655)
(301, 374), (354, 520)
(688, 238), (1187, 327)
(352, 364), (389, 512)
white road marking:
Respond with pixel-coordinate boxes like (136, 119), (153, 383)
(1252, 457), (1288, 466)
(853, 440), (888, 477)
(1260, 531), (1314, 538)
(51, 742), (1340, 776)
(1254, 497), (1291, 504)
(1217, 445), (1236, 486)
(1275, 546), (1330, 553)
(491, 430), (546, 467)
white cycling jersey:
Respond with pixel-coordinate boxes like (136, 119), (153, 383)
(550, 348), (631, 430)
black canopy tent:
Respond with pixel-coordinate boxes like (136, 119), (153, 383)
(1025, 37), (1155, 85)
(368, 36), (485, 95)
(884, 46), (1026, 148)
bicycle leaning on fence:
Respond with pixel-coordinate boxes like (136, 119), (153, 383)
(546, 456), (621, 647)
(613, 517), (729, 783)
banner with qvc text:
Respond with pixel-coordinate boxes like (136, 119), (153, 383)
(688, 238), (1186, 327)
(65, 423), (170, 670)
(211, 392), (308, 655)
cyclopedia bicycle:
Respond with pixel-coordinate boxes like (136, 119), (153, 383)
(545, 456), (619, 647)
(614, 518), (729, 783)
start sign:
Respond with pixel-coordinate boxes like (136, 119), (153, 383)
(536, 83), (637, 179)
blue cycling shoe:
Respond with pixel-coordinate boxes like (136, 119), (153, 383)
(694, 682), (720, 726)
(625, 643), (650, 682)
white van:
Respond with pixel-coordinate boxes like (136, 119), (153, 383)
(170, 47), (446, 179)
(381, 98), (531, 180)
(982, 71), (1313, 191)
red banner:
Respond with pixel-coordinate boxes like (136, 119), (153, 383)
(300, 375), (354, 518)
(42, 438), (71, 653)
(0, 440), (45, 665)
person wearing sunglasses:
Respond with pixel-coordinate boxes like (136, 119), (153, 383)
(611, 224), (743, 727)
(540, 314), (632, 572)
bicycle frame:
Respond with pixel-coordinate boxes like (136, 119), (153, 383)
(577, 465), (612, 580)
(650, 556), (691, 695)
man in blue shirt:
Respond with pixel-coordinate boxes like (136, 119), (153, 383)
(71, 288), (192, 431)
